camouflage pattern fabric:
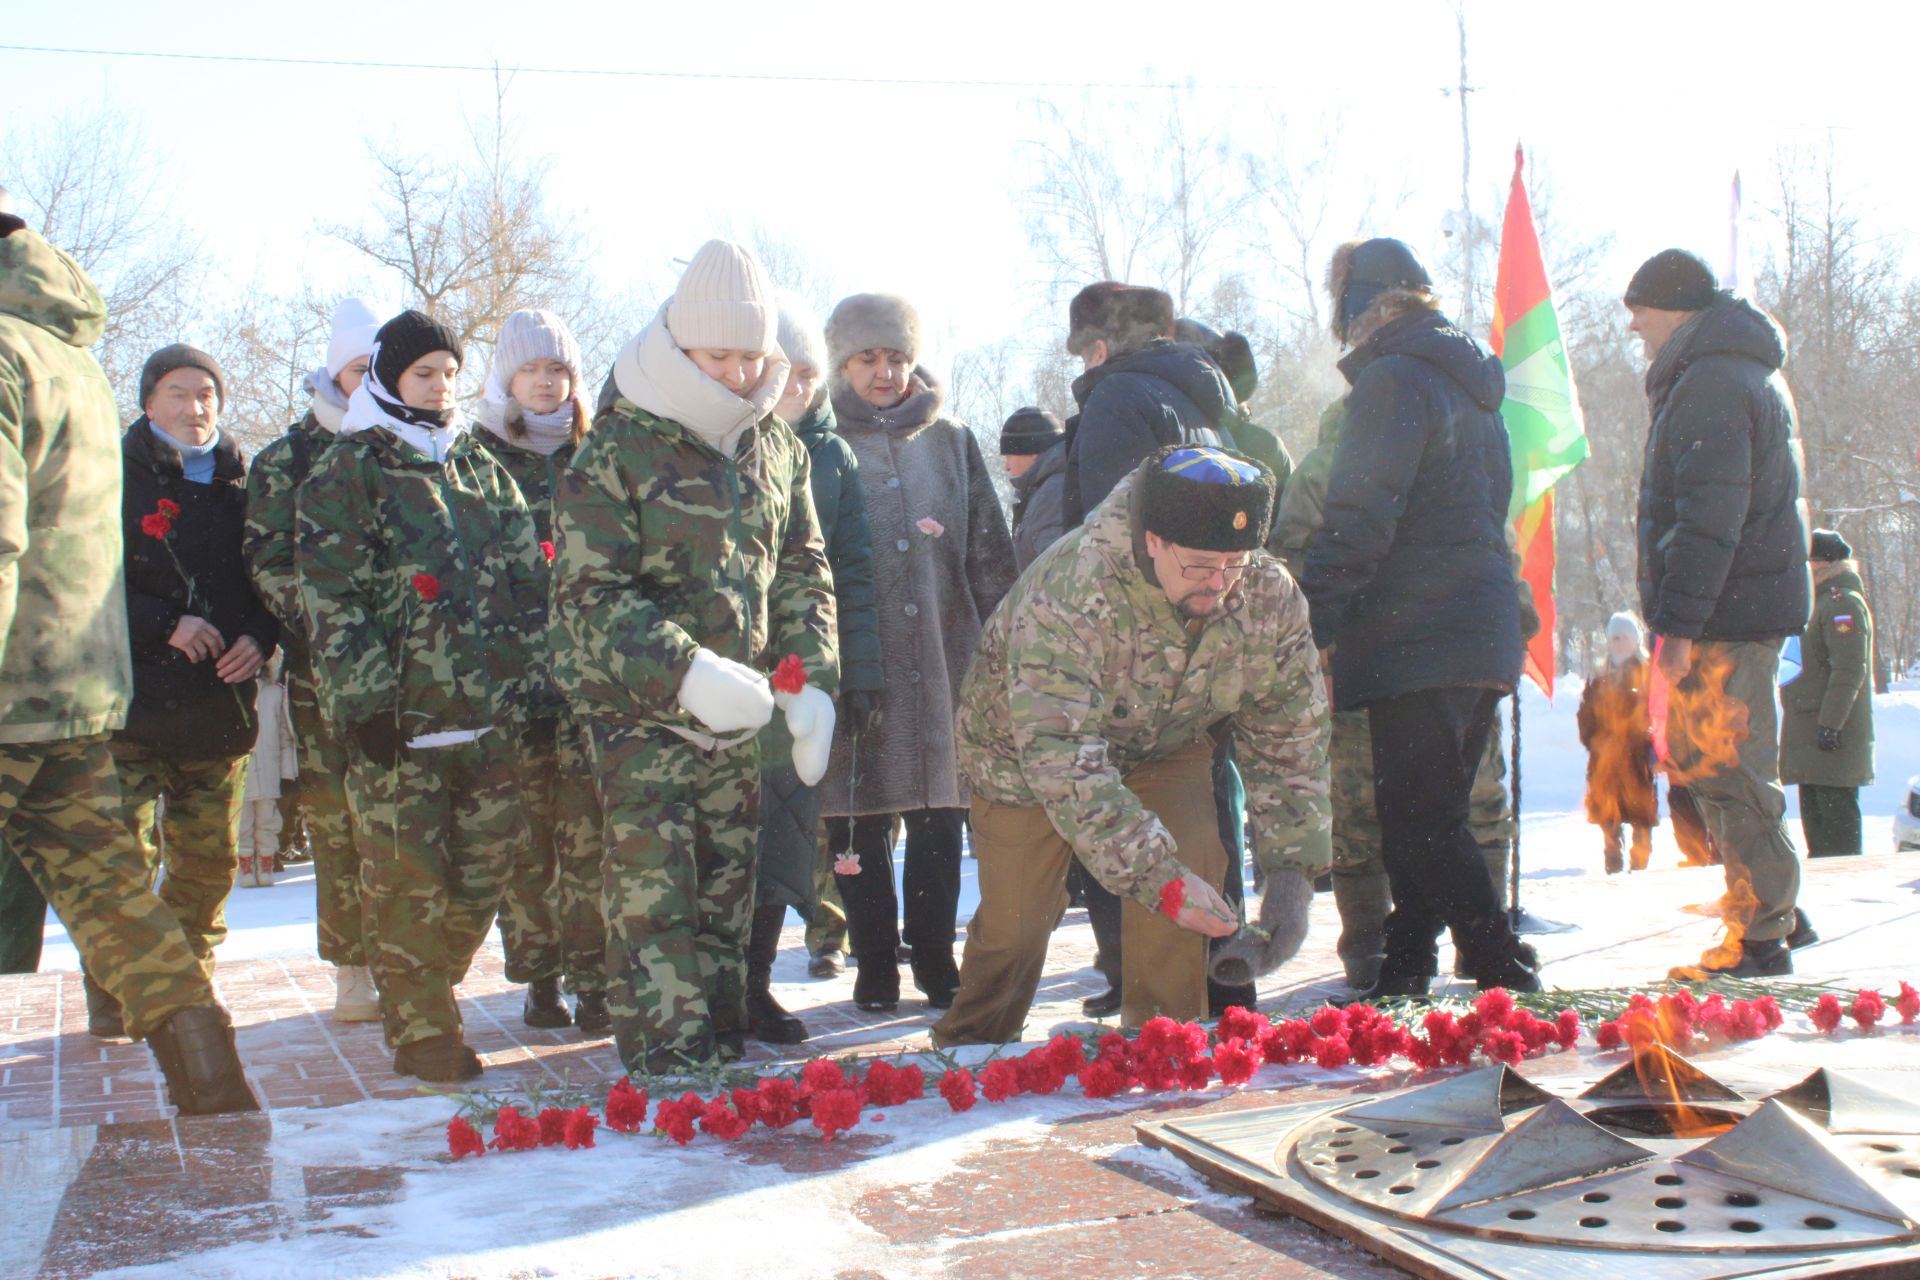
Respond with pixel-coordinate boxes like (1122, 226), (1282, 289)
(345, 734), (526, 1047)
(0, 738), (212, 1037)
(588, 721), (760, 1075)
(242, 413), (331, 667)
(285, 665), (365, 965)
(107, 738), (248, 972)
(955, 469), (1331, 912)
(497, 715), (607, 992)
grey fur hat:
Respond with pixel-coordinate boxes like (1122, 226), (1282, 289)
(825, 292), (920, 375)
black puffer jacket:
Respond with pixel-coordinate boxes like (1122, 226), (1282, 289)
(1301, 308), (1522, 710)
(1636, 296), (1810, 641)
(119, 422), (280, 759)
(1063, 339), (1231, 524)
(790, 400), (883, 695)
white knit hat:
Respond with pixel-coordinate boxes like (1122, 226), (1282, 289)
(666, 240), (776, 353)
(491, 309), (583, 389)
(774, 291), (827, 374)
(325, 297), (386, 380)
(1606, 611), (1644, 644)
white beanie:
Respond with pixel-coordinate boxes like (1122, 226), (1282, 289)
(491, 309), (583, 390)
(1606, 611), (1643, 644)
(774, 291), (828, 374)
(325, 297), (386, 380)
(666, 240), (776, 353)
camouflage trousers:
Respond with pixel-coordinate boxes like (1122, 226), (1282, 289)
(343, 733), (525, 1048)
(108, 739), (249, 974)
(586, 723), (760, 1076)
(496, 717), (607, 993)
(0, 737), (212, 1037)
(286, 666), (367, 966)
(1329, 708), (1512, 984)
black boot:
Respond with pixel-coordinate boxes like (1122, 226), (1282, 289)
(83, 971), (126, 1039)
(522, 977), (571, 1029)
(145, 1005), (261, 1116)
(1691, 936), (1792, 978)
(747, 903), (808, 1044)
(572, 990), (611, 1036)
(911, 951), (961, 1010)
(1082, 987), (1123, 1017)
(1786, 908), (1820, 950)
(393, 1034), (484, 1082)
(851, 953), (899, 1011)
(1470, 938), (1542, 994)
(1208, 977), (1259, 1019)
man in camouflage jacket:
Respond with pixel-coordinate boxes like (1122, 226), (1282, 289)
(935, 446), (1330, 1044)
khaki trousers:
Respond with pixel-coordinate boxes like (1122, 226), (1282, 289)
(932, 736), (1226, 1045)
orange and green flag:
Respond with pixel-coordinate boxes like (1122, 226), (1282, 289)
(1488, 144), (1589, 697)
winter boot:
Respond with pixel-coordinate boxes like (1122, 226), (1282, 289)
(145, 1005), (261, 1116)
(910, 950), (961, 1011)
(1682, 936), (1792, 980)
(522, 977), (572, 1029)
(851, 953), (900, 1012)
(1469, 937), (1542, 994)
(1786, 909), (1819, 950)
(573, 990), (612, 1036)
(1331, 871), (1392, 990)
(746, 903), (808, 1044)
(1629, 826), (1652, 872)
(332, 966), (381, 1022)
(1602, 830), (1624, 876)
(1081, 987), (1123, 1018)
(392, 1034), (484, 1082)
(83, 971), (126, 1039)
(1208, 973), (1260, 1020)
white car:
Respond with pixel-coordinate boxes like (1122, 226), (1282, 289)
(1897, 775), (1920, 852)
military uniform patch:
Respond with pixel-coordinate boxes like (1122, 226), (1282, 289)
(1833, 614), (1856, 635)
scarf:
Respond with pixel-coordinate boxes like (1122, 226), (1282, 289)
(477, 370), (577, 456)
(340, 365), (466, 463)
(304, 367), (351, 434)
(1645, 304), (1716, 397)
(611, 303), (788, 456)
(829, 366), (945, 437)
(150, 422), (220, 484)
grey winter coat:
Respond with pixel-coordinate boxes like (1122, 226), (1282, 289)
(1011, 440), (1068, 573)
(819, 368), (1015, 817)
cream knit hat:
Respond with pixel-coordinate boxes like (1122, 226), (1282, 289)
(666, 240), (777, 353)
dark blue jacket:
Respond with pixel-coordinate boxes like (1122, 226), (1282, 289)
(1063, 339), (1232, 525)
(1301, 309), (1522, 710)
(1636, 296), (1810, 642)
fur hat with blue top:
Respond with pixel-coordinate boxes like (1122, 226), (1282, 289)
(1140, 444), (1274, 553)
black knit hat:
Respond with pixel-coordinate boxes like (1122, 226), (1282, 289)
(999, 406), (1064, 456)
(1810, 528), (1852, 562)
(1625, 249), (1720, 311)
(1140, 444), (1273, 553)
(1066, 282), (1175, 357)
(371, 309), (463, 394)
(139, 343), (227, 411)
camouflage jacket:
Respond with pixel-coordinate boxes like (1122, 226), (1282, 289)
(0, 227), (133, 745)
(295, 424), (547, 739)
(243, 411), (336, 669)
(473, 429), (575, 546)
(955, 467), (1331, 909)
(551, 397), (838, 734)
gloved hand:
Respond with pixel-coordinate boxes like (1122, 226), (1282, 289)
(351, 715), (410, 769)
(778, 685), (837, 786)
(1816, 726), (1843, 752)
(842, 689), (881, 736)
(676, 648), (775, 734)
(1208, 869), (1315, 986)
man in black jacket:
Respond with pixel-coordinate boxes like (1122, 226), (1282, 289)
(1628, 249), (1811, 977)
(1301, 238), (1536, 998)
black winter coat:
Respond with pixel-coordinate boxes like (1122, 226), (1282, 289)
(1301, 309), (1522, 710)
(1636, 296), (1810, 642)
(791, 401), (883, 695)
(118, 422), (280, 760)
(1063, 339), (1232, 525)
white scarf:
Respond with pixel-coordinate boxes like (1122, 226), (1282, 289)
(477, 370), (577, 456)
(304, 367), (351, 433)
(611, 304), (788, 456)
(340, 376), (467, 463)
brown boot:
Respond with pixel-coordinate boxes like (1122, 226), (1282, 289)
(393, 1034), (483, 1082)
(145, 1006), (261, 1116)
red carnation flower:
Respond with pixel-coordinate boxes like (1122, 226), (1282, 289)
(1176, 1054), (1214, 1090)
(1217, 1006), (1266, 1044)
(1308, 1005), (1348, 1039)
(540, 540), (555, 563)
(700, 1098), (752, 1141)
(562, 1107), (598, 1150)
(412, 572), (441, 602)
(938, 1068), (978, 1113)
(1043, 1032), (1086, 1078)
(447, 1115), (486, 1159)
(756, 1077), (802, 1129)
(864, 1061), (927, 1107)
(156, 498), (181, 518)
(1311, 1034), (1351, 1070)
(979, 1060), (1023, 1103)
(801, 1058), (849, 1096)
(140, 512), (173, 539)
(604, 1078), (649, 1133)
(1079, 1057), (1133, 1100)
(1809, 993), (1846, 1035)
(1214, 1038), (1259, 1086)
(489, 1105), (541, 1152)
(1897, 982), (1920, 1025)
(810, 1087), (863, 1141)
(771, 653), (807, 696)
(1480, 1029), (1527, 1067)
(1553, 1009), (1582, 1050)
(1157, 877), (1185, 919)
(1017, 1050), (1068, 1096)
(654, 1092), (703, 1145)
(537, 1106), (570, 1147)
(1594, 1019), (1625, 1051)
(1850, 989), (1888, 1030)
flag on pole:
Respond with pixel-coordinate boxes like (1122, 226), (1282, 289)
(1720, 169), (1753, 295)
(1488, 144), (1589, 697)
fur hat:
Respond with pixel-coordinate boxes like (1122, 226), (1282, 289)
(140, 343), (227, 411)
(999, 406), (1064, 456)
(825, 292), (920, 374)
(1140, 444), (1273, 553)
(1067, 282), (1174, 358)
(1326, 238), (1432, 343)
(775, 292), (828, 374)
(371, 309), (463, 394)
(667, 240), (777, 353)
(1625, 249), (1720, 312)
(325, 297), (386, 381)
(1810, 528), (1852, 563)
(1174, 317), (1258, 403)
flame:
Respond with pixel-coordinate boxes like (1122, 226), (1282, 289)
(1581, 661), (1657, 866)
(1615, 1030), (1739, 1139)
(1657, 646), (1749, 788)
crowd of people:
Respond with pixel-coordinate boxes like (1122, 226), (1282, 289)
(1, 176), (1866, 1119)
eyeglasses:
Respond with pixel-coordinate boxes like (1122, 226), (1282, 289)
(1169, 550), (1254, 582)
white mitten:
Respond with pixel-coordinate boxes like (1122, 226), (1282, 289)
(777, 684), (837, 786)
(676, 648), (775, 734)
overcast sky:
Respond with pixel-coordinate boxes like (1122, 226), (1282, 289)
(3, 0), (1913, 360)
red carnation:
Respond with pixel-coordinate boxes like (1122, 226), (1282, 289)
(1214, 1038), (1259, 1086)
(489, 1105), (541, 1152)
(810, 1087), (863, 1141)
(1079, 1057), (1133, 1099)
(1897, 982), (1920, 1025)
(771, 653), (807, 696)
(156, 498), (181, 518)
(756, 1077), (802, 1129)
(447, 1115), (486, 1159)
(1552, 1009), (1581, 1050)
(1157, 877), (1185, 919)
(1809, 993), (1846, 1034)
(604, 1078), (649, 1133)
(1594, 1019), (1625, 1051)
(938, 1068), (978, 1113)
(1311, 1034), (1351, 1070)
(1043, 1033), (1086, 1078)
(801, 1058), (849, 1096)
(1850, 989), (1888, 1030)
(1750, 994), (1784, 1030)
(1217, 1006), (1266, 1044)
(979, 1060), (1023, 1103)
(139, 512), (173, 539)
(540, 540), (555, 563)
(562, 1107), (598, 1150)
(1308, 1005), (1348, 1039)
(1480, 1029), (1527, 1067)
(537, 1106), (571, 1147)
(1473, 988), (1516, 1027)
(863, 1060), (926, 1107)
(412, 572), (441, 602)
(700, 1098), (752, 1141)
(1017, 1050), (1068, 1096)
(654, 1092), (703, 1145)
(1176, 1054), (1214, 1090)
(729, 1087), (765, 1127)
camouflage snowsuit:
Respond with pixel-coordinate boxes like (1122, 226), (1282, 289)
(244, 413), (368, 965)
(552, 397), (837, 1075)
(297, 425), (545, 1048)
(474, 429), (606, 995)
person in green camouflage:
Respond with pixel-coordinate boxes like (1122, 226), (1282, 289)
(474, 307), (609, 1035)
(551, 241), (839, 1076)
(0, 201), (256, 1115)
(297, 309), (546, 1083)
(243, 297), (384, 1023)
(934, 446), (1331, 1045)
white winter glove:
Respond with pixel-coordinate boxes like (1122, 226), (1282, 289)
(1208, 869), (1315, 986)
(676, 648), (775, 735)
(777, 684), (837, 786)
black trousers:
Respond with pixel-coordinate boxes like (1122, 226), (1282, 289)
(1799, 784), (1862, 857)
(1369, 686), (1515, 977)
(826, 807), (964, 963)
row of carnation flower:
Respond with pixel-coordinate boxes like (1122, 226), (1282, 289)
(445, 983), (1920, 1157)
